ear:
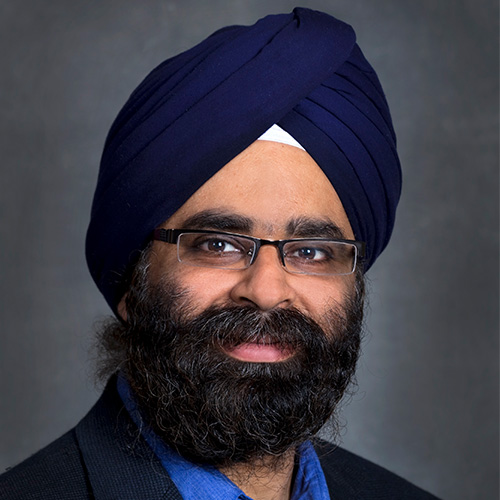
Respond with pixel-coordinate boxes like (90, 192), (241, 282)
(117, 294), (128, 322)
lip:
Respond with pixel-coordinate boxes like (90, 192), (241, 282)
(223, 342), (294, 362)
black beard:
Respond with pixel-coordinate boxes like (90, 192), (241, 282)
(96, 255), (365, 468)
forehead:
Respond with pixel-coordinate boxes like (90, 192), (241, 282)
(163, 141), (354, 239)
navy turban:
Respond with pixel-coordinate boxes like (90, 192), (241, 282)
(86, 7), (401, 313)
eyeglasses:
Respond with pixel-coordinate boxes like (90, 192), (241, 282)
(153, 228), (365, 276)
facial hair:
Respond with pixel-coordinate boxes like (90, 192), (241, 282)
(96, 255), (365, 469)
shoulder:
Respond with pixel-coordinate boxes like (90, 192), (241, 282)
(0, 430), (90, 500)
(314, 440), (440, 500)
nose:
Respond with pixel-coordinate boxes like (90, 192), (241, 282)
(229, 245), (296, 310)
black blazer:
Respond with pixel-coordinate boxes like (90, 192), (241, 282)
(1, 379), (439, 499)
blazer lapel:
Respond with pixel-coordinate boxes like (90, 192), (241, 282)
(75, 378), (183, 500)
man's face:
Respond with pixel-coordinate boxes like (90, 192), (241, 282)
(105, 140), (364, 468)
(145, 140), (356, 342)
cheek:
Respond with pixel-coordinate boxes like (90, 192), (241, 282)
(163, 264), (242, 312)
(150, 243), (239, 303)
(290, 275), (353, 315)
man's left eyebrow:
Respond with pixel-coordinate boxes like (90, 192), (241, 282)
(286, 217), (346, 239)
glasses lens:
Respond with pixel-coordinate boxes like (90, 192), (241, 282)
(177, 232), (255, 269)
(283, 240), (357, 275)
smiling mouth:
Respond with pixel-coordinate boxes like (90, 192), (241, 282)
(222, 341), (295, 363)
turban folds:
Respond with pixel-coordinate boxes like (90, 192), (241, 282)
(86, 7), (401, 313)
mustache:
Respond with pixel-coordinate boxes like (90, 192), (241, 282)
(183, 305), (331, 348)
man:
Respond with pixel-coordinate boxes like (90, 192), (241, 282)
(1, 8), (439, 500)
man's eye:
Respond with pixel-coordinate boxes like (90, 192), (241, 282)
(197, 238), (240, 253)
(287, 246), (330, 261)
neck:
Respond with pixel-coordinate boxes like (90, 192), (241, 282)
(219, 450), (296, 500)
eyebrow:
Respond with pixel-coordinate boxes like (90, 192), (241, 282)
(180, 210), (346, 240)
(286, 217), (346, 239)
(181, 210), (254, 233)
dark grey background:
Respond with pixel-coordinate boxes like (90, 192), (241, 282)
(1, 1), (498, 499)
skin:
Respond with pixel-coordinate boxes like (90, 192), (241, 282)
(121, 140), (356, 500)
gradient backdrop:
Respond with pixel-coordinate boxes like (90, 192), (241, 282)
(1, 1), (498, 499)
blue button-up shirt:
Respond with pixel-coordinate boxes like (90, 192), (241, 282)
(118, 375), (331, 500)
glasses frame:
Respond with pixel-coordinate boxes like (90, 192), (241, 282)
(152, 228), (365, 275)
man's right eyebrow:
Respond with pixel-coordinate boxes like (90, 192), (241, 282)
(180, 210), (254, 233)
